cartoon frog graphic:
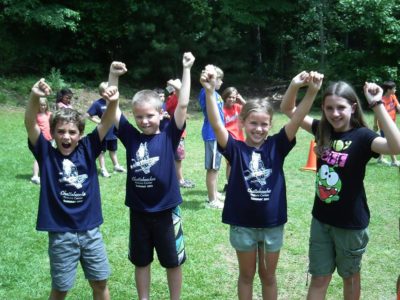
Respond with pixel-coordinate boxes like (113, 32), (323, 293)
(316, 164), (342, 203)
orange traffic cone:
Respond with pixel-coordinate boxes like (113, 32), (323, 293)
(301, 140), (317, 172)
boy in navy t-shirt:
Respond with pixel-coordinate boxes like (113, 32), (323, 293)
(86, 81), (126, 178)
(25, 61), (126, 300)
(113, 52), (195, 300)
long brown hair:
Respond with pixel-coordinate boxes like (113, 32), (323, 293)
(315, 81), (368, 155)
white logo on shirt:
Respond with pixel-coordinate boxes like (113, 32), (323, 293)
(130, 142), (159, 174)
(59, 159), (88, 189)
(244, 152), (272, 201)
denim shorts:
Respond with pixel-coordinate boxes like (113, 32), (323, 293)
(48, 227), (110, 291)
(204, 140), (222, 170)
(129, 207), (186, 268)
(230, 225), (284, 252)
(308, 218), (369, 278)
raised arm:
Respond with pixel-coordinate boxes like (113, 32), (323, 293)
(107, 61), (127, 129)
(85, 113), (101, 124)
(284, 71), (324, 141)
(365, 83), (400, 155)
(174, 52), (195, 129)
(167, 78), (182, 98)
(25, 79), (52, 146)
(236, 92), (246, 105)
(280, 71), (316, 134)
(97, 86), (119, 141)
(200, 65), (229, 149)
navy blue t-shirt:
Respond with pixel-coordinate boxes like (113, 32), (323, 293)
(117, 114), (184, 212)
(28, 129), (103, 232)
(87, 98), (117, 141)
(311, 120), (379, 229)
(219, 128), (295, 228)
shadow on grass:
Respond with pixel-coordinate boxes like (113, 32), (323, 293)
(15, 173), (32, 181)
(180, 189), (208, 211)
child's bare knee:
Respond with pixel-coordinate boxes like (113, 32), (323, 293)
(89, 279), (108, 291)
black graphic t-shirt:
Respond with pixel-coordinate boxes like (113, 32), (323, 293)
(311, 120), (379, 229)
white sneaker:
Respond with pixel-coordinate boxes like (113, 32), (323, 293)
(113, 165), (126, 173)
(206, 199), (224, 209)
(30, 176), (40, 185)
(391, 161), (400, 167)
(217, 192), (225, 201)
(101, 169), (111, 178)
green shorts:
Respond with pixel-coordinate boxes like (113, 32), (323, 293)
(230, 225), (284, 252)
(308, 218), (369, 278)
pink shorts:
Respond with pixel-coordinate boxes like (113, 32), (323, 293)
(175, 138), (185, 161)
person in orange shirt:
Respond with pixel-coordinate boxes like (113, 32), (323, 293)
(222, 87), (246, 192)
(373, 81), (400, 167)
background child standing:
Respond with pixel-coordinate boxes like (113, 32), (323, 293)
(86, 82), (126, 178)
(30, 97), (52, 184)
(201, 67), (323, 299)
(164, 78), (195, 188)
(221, 86), (246, 191)
(55, 88), (73, 109)
(373, 80), (400, 166)
(198, 65), (225, 209)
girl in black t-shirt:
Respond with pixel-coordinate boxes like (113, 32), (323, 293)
(281, 79), (400, 299)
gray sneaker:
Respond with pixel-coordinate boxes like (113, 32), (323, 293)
(113, 165), (126, 173)
(101, 169), (111, 178)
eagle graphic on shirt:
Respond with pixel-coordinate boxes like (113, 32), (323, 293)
(59, 159), (88, 189)
(130, 142), (159, 174)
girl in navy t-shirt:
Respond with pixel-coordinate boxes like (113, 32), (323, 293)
(200, 67), (324, 299)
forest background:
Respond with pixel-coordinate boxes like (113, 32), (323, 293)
(1, 0), (400, 101)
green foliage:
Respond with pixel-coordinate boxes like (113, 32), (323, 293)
(46, 67), (66, 92)
(1, 1), (80, 30)
(1, 0), (400, 90)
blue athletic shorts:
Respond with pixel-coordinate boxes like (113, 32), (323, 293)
(204, 140), (222, 170)
(308, 218), (369, 278)
(48, 227), (110, 291)
(230, 225), (284, 252)
(129, 207), (186, 268)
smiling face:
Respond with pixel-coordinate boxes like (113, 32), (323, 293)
(62, 94), (72, 105)
(53, 121), (82, 156)
(322, 95), (356, 132)
(224, 91), (237, 108)
(132, 102), (161, 135)
(39, 98), (48, 113)
(241, 111), (271, 148)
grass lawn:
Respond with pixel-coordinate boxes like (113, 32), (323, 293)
(0, 105), (399, 299)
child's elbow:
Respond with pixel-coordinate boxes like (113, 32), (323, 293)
(280, 106), (294, 117)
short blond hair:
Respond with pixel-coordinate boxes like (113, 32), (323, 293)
(98, 82), (108, 95)
(132, 89), (163, 111)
